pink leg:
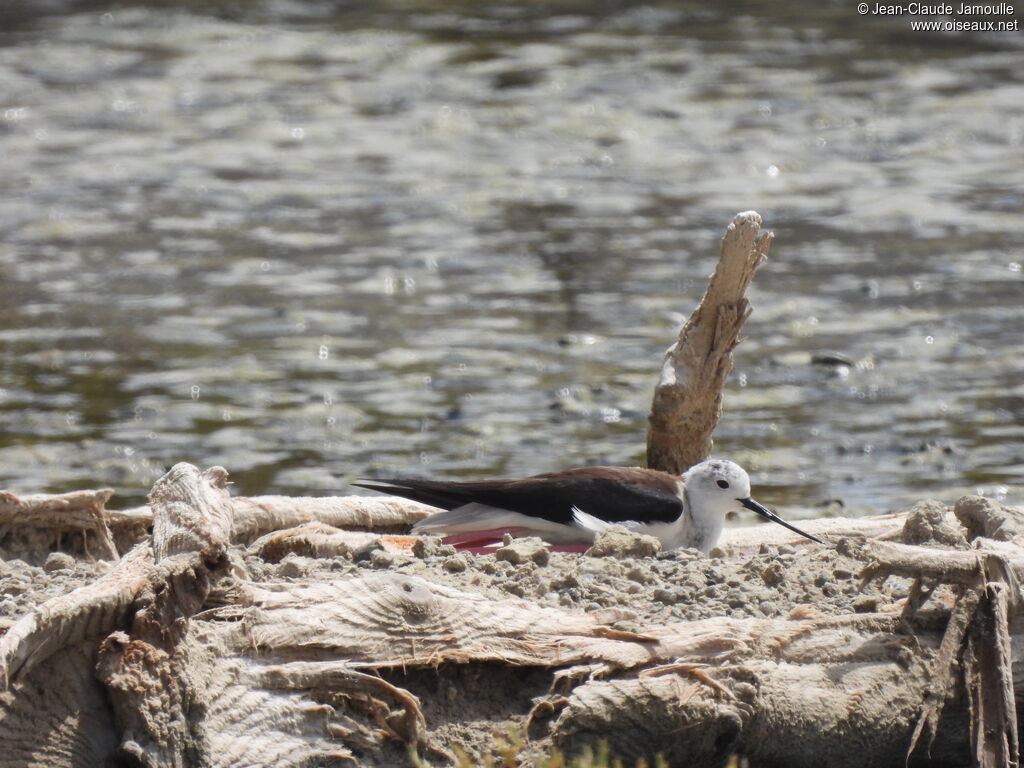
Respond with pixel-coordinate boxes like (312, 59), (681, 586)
(442, 527), (530, 549)
(441, 529), (591, 555)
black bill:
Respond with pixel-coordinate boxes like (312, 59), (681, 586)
(739, 497), (825, 545)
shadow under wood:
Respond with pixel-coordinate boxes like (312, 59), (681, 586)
(382, 664), (556, 756)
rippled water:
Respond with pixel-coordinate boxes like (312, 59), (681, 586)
(1, 1), (1021, 520)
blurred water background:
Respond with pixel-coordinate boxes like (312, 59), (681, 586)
(1, 0), (1021, 522)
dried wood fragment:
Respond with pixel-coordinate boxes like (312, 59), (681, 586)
(860, 539), (1024, 587)
(249, 521), (386, 562)
(966, 582), (1019, 768)
(0, 484), (434, 563)
(0, 543), (154, 689)
(224, 572), (696, 670)
(115, 494), (434, 546)
(228, 494), (435, 543)
(718, 511), (905, 553)
(0, 488), (118, 560)
(857, 513), (1023, 768)
(907, 587), (977, 760)
(256, 660), (426, 746)
(0, 643), (118, 768)
(646, 211), (772, 474)
(0, 463), (237, 766)
(95, 462), (236, 767)
(553, 675), (743, 766)
(150, 464), (234, 563)
(955, 495), (1024, 546)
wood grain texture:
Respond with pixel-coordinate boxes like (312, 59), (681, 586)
(0, 543), (153, 688)
(0, 488), (118, 561)
(0, 643), (117, 768)
(646, 211), (771, 475)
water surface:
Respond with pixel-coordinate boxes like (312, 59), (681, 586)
(1, 1), (1021, 522)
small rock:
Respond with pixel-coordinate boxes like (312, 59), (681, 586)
(586, 526), (661, 559)
(43, 552), (76, 572)
(442, 556), (467, 573)
(761, 561), (785, 586)
(853, 596), (880, 613)
(494, 537), (550, 566)
(625, 566), (651, 584)
(370, 550), (398, 569)
(653, 588), (678, 604)
(412, 536), (456, 559)
(277, 554), (312, 578)
(501, 581), (527, 597)
(551, 572), (579, 589)
(811, 352), (854, 367)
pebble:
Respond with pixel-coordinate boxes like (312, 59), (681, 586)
(413, 536), (457, 559)
(853, 596), (880, 613)
(43, 552), (76, 572)
(494, 537), (550, 566)
(277, 555), (312, 578)
(653, 588), (678, 604)
(442, 556), (467, 573)
(370, 550), (398, 569)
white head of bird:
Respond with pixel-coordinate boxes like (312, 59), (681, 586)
(675, 459), (822, 552)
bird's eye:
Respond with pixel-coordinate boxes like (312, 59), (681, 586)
(717, 480), (730, 489)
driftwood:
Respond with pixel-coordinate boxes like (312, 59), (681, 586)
(0, 485), (434, 563)
(0, 488), (119, 561)
(2, 461), (1022, 767)
(646, 211), (772, 474)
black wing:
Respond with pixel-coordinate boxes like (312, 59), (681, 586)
(352, 466), (683, 525)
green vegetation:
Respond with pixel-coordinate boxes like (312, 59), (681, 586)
(410, 725), (670, 768)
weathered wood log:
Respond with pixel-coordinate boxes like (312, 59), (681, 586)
(0, 488), (118, 560)
(0, 483), (434, 563)
(646, 211), (772, 474)
(718, 510), (905, 553)
(226, 493), (434, 544)
(248, 521), (398, 562)
(0, 464), (235, 767)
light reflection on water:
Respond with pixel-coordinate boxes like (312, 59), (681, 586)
(0, 1), (1021, 521)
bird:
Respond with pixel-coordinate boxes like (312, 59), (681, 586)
(353, 458), (824, 553)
